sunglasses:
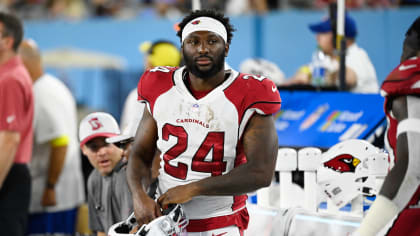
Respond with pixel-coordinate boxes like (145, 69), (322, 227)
(85, 140), (109, 152)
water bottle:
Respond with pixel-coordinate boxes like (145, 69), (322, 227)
(311, 50), (327, 86)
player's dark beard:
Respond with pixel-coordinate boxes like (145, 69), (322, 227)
(183, 49), (225, 79)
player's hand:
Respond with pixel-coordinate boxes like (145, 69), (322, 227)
(158, 184), (196, 209)
(41, 188), (56, 206)
(133, 195), (162, 226)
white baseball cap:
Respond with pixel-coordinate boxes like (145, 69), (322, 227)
(79, 112), (121, 147)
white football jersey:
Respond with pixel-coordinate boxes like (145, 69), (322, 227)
(137, 66), (281, 231)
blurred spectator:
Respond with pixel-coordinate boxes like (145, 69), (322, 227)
(0, 11), (34, 236)
(19, 39), (85, 236)
(397, 0), (420, 6)
(0, 0), (15, 12)
(79, 112), (132, 235)
(8, 1), (46, 20)
(201, 0), (225, 11)
(225, 0), (268, 15)
(239, 58), (286, 86)
(1, 0), (416, 20)
(154, 0), (182, 19)
(120, 40), (181, 131)
(288, 14), (379, 93)
(314, 0), (392, 9)
(365, 0), (392, 8)
(89, 0), (122, 17)
(287, 0), (314, 8)
(45, 0), (87, 20)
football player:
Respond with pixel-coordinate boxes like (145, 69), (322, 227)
(127, 9), (281, 236)
(355, 16), (420, 236)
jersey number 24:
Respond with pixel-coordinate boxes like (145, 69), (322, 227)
(162, 124), (227, 180)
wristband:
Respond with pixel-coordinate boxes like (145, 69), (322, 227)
(51, 135), (69, 147)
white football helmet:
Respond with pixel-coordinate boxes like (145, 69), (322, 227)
(108, 204), (188, 236)
(317, 139), (389, 208)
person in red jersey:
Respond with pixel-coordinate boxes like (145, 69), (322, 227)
(355, 16), (420, 236)
(127, 9), (281, 236)
(0, 11), (34, 236)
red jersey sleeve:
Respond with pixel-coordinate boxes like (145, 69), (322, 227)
(0, 78), (26, 132)
(380, 57), (420, 162)
(381, 57), (420, 98)
(224, 73), (281, 124)
(244, 74), (282, 115)
(137, 66), (177, 113)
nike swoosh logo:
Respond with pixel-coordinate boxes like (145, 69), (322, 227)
(272, 85), (277, 92)
(212, 233), (228, 236)
(6, 115), (15, 124)
(399, 64), (417, 71)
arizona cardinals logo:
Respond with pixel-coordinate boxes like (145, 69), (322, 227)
(324, 154), (361, 173)
(192, 20), (200, 25)
(88, 117), (103, 131)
